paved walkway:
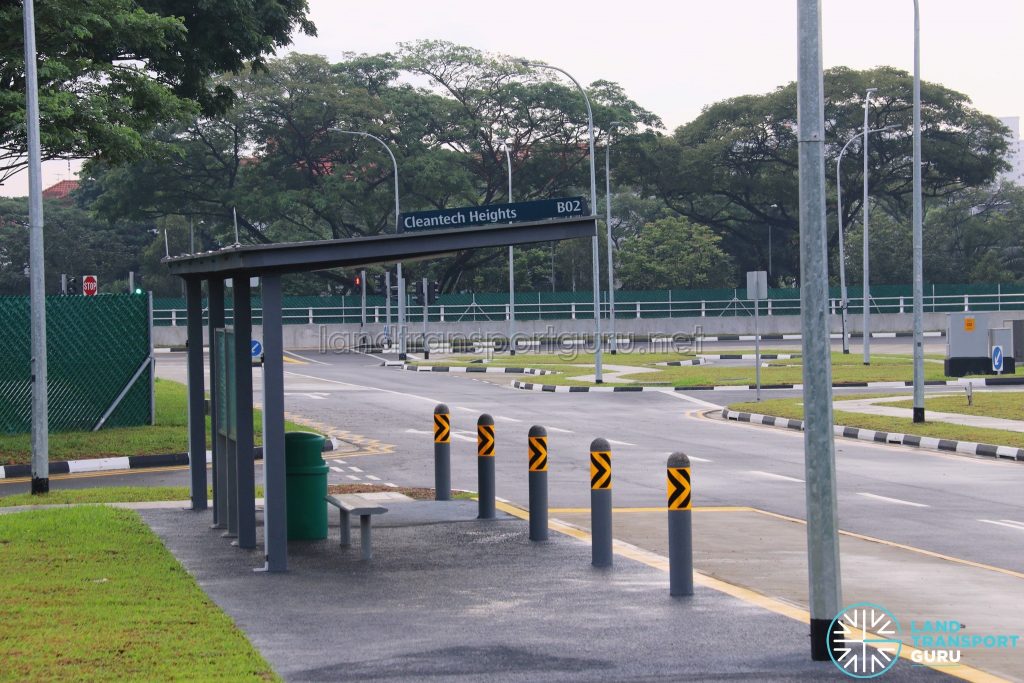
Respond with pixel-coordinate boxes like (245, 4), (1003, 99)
(837, 395), (1024, 433)
(571, 363), (662, 384)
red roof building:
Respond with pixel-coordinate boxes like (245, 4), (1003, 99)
(41, 179), (79, 201)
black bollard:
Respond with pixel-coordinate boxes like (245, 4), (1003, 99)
(477, 414), (495, 519)
(433, 404), (451, 501)
(667, 452), (693, 596)
(590, 437), (612, 567)
(528, 426), (548, 541)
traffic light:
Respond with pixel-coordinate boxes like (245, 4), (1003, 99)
(66, 277), (78, 295)
(376, 273), (387, 294)
(429, 280), (441, 304)
(354, 274), (362, 288)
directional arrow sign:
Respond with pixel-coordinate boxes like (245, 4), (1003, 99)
(992, 345), (1004, 373)
(399, 197), (590, 233)
(251, 339), (263, 357)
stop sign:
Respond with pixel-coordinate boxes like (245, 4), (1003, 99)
(82, 274), (98, 296)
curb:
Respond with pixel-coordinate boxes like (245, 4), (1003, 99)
(697, 354), (799, 360)
(720, 408), (1024, 463)
(511, 377), (1024, 393)
(653, 359), (705, 367)
(0, 439), (337, 480)
(399, 364), (554, 375)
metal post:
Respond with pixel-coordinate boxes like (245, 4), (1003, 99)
(208, 279), (226, 528)
(590, 438), (612, 567)
(397, 264), (407, 360)
(260, 275), (287, 572)
(524, 61), (602, 383)
(385, 271), (392, 348)
(667, 452), (693, 596)
(797, 0), (843, 661)
(528, 426), (549, 541)
(422, 277), (430, 360)
(503, 140), (516, 356)
(233, 276), (256, 549)
(128, 271), (135, 293)
(862, 87), (877, 366)
(911, 0), (926, 423)
(477, 414), (495, 519)
(24, 0), (48, 495)
(148, 291), (155, 426)
(606, 123), (621, 355)
(433, 404), (451, 501)
(754, 299), (762, 401)
(360, 269), (367, 328)
(185, 278), (207, 510)
(60, 273), (67, 295)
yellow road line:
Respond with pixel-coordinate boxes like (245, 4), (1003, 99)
(548, 506), (750, 514)
(495, 500), (1007, 683)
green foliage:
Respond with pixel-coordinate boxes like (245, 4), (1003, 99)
(0, 506), (278, 680)
(616, 216), (734, 290)
(0, 0), (315, 183)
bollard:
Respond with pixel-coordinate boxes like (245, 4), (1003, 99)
(667, 452), (694, 596)
(590, 437), (613, 567)
(477, 414), (495, 519)
(433, 404), (451, 500)
(528, 426), (549, 541)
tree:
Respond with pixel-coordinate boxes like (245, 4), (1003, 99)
(616, 216), (735, 290)
(624, 66), (1010, 285)
(0, 0), (315, 183)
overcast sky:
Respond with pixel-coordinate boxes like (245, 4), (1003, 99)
(4, 0), (1021, 197)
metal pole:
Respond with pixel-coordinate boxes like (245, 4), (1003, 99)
(128, 271), (135, 293)
(233, 276), (256, 549)
(524, 62), (602, 382)
(360, 269), (367, 328)
(862, 87), (877, 365)
(606, 122), (621, 355)
(260, 274), (287, 572)
(24, 0), (48, 495)
(912, 0), (926, 423)
(385, 271), (392, 348)
(797, 0), (842, 661)
(667, 452), (693, 597)
(208, 279), (227, 528)
(477, 414), (495, 519)
(590, 437), (612, 567)
(503, 141), (516, 356)
(422, 277), (429, 359)
(185, 278), (207, 510)
(528, 425), (549, 541)
(754, 299), (761, 401)
(433, 404), (451, 500)
(397, 266), (406, 359)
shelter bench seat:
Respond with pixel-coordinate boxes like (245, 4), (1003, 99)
(325, 494), (388, 560)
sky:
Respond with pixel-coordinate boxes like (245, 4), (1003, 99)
(3, 0), (1021, 197)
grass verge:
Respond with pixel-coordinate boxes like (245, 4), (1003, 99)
(727, 396), (1024, 449)
(887, 391), (1024, 421)
(0, 378), (314, 466)
(0, 485), (265, 507)
(0, 506), (277, 681)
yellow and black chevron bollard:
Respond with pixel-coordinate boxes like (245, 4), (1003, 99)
(667, 452), (693, 596)
(528, 425), (548, 541)
(477, 413), (495, 519)
(433, 404), (451, 501)
(590, 437), (612, 567)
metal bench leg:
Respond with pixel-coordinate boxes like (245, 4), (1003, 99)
(339, 508), (350, 547)
(360, 514), (372, 560)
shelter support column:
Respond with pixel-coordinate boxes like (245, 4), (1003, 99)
(260, 275), (288, 572)
(233, 276), (257, 549)
(185, 278), (207, 511)
(208, 278), (226, 528)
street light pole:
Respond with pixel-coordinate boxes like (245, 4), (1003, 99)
(24, 0), (49, 494)
(836, 124), (894, 355)
(523, 60), (602, 382)
(605, 122), (622, 355)
(333, 130), (404, 358)
(861, 87), (878, 366)
(911, 0), (926, 422)
(501, 139), (516, 355)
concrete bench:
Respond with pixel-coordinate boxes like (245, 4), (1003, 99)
(325, 494), (388, 560)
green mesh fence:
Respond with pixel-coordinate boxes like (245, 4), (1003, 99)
(0, 294), (152, 435)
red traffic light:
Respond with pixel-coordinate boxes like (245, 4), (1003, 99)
(354, 275), (361, 286)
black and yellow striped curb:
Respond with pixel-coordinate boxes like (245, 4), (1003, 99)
(398, 364), (554, 375)
(512, 376), (1024, 393)
(720, 408), (1024, 463)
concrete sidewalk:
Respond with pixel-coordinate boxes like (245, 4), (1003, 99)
(837, 395), (1024, 432)
(141, 500), (944, 682)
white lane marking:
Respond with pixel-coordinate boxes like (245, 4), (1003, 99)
(546, 426), (575, 434)
(750, 470), (804, 483)
(345, 475), (360, 481)
(456, 406), (484, 413)
(284, 370), (442, 404)
(452, 430), (477, 443)
(659, 390), (723, 410)
(979, 519), (1024, 531)
(684, 455), (713, 463)
(331, 459), (347, 465)
(284, 350), (330, 365)
(857, 492), (929, 508)
(349, 466), (363, 473)
(495, 416), (523, 423)
(330, 466), (344, 473)
(406, 428), (431, 435)
(606, 439), (637, 447)
(367, 475), (381, 481)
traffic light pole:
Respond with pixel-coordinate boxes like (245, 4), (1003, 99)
(360, 270), (366, 328)
(385, 271), (392, 348)
(422, 277), (429, 359)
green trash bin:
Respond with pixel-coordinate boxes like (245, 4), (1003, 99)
(285, 431), (328, 540)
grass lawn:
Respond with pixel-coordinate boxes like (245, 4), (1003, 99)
(888, 391), (1024, 421)
(0, 485), (265, 507)
(0, 379), (315, 466)
(0, 506), (277, 681)
(727, 395), (1024, 449)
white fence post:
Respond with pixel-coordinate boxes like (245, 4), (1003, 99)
(964, 295), (969, 312)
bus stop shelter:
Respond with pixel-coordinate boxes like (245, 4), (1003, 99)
(163, 217), (597, 572)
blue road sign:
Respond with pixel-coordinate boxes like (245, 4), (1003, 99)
(992, 345), (1004, 373)
(251, 339), (263, 357)
(399, 197), (590, 233)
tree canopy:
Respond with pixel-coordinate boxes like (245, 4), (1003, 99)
(0, 0), (315, 184)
